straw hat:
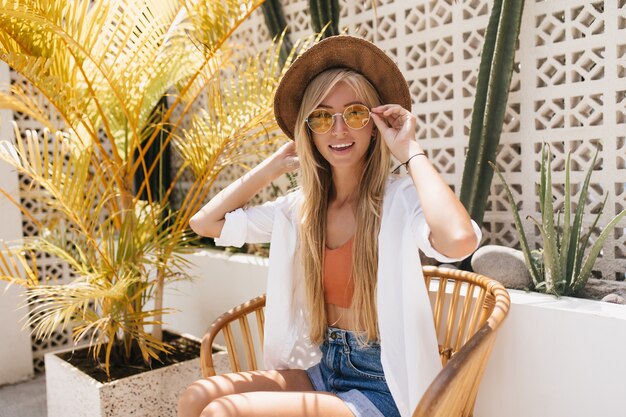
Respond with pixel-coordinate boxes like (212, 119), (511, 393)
(273, 35), (411, 140)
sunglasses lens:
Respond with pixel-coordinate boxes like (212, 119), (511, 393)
(344, 104), (370, 129)
(306, 105), (371, 134)
(307, 110), (333, 134)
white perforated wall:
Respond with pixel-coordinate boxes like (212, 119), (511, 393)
(4, 73), (73, 373)
(224, 0), (626, 281)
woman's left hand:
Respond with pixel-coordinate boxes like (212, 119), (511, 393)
(371, 104), (422, 163)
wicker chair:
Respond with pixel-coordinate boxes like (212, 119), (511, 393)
(200, 266), (510, 417)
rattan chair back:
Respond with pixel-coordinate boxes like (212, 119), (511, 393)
(200, 266), (510, 417)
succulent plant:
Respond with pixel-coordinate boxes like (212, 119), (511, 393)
(491, 143), (626, 296)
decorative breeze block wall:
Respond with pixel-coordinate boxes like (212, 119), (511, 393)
(224, 0), (626, 280)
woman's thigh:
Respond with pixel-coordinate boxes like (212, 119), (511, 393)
(202, 391), (355, 417)
(179, 369), (342, 417)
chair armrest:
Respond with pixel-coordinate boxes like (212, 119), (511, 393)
(413, 324), (497, 417)
(200, 294), (266, 377)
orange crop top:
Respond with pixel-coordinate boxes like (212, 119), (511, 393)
(323, 236), (354, 308)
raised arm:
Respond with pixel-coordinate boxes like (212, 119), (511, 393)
(371, 105), (478, 259)
(403, 146), (477, 258)
(189, 141), (299, 238)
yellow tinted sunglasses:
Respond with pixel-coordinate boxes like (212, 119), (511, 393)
(305, 104), (371, 134)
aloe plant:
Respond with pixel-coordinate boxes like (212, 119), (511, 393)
(491, 144), (626, 296)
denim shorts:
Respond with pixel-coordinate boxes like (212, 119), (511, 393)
(305, 327), (401, 417)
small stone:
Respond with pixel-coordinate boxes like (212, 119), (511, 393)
(471, 245), (533, 289)
(601, 293), (625, 304)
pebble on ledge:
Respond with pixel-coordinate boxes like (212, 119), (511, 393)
(471, 244), (533, 290)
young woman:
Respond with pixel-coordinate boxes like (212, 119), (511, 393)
(179, 35), (480, 417)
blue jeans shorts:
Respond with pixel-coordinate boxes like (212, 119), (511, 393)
(305, 327), (401, 417)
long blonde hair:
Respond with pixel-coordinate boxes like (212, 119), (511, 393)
(294, 69), (392, 344)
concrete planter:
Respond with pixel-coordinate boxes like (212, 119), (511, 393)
(44, 335), (229, 417)
(475, 289), (626, 417)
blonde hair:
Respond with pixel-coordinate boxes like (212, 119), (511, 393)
(294, 69), (392, 344)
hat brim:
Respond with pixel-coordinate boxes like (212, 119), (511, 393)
(274, 35), (412, 140)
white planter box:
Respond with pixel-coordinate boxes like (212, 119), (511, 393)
(45, 338), (229, 417)
(475, 289), (626, 417)
(165, 250), (269, 340)
(169, 249), (626, 417)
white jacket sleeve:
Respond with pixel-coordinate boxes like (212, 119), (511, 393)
(398, 177), (482, 263)
(213, 191), (297, 247)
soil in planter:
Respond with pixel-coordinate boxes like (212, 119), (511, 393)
(57, 330), (214, 383)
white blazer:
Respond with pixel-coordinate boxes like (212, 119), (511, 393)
(215, 175), (481, 417)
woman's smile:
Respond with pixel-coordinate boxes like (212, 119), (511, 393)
(328, 142), (355, 153)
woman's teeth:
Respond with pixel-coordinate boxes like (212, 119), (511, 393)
(329, 142), (354, 150)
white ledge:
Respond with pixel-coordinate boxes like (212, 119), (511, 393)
(186, 248), (269, 267)
(508, 288), (626, 319)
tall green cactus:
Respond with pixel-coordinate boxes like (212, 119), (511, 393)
(309, 0), (340, 38)
(261, 0), (293, 66)
(459, 0), (525, 228)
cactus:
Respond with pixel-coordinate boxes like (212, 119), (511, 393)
(261, 0), (293, 66)
(459, 0), (525, 228)
(309, 0), (340, 38)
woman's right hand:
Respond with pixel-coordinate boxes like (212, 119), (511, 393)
(272, 141), (299, 175)
(190, 141), (298, 238)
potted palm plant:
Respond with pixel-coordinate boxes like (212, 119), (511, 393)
(0, 1), (307, 415)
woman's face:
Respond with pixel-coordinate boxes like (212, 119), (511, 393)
(308, 82), (375, 171)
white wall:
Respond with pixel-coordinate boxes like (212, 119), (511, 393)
(0, 62), (34, 385)
(171, 250), (626, 417)
(476, 290), (626, 417)
(164, 250), (268, 341)
(227, 0), (626, 281)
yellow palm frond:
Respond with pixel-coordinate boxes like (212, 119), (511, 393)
(0, 126), (106, 236)
(126, 0), (269, 181)
(184, 0), (264, 53)
(0, 84), (61, 132)
(1, 1), (184, 163)
(174, 35), (288, 178)
(0, 240), (39, 288)
(25, 271), (145, 339)
(0, 1), (109, 132)
(0, 0), (316, 379)
(172, 34), (318, 225)
(91, 0), (195, 158)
